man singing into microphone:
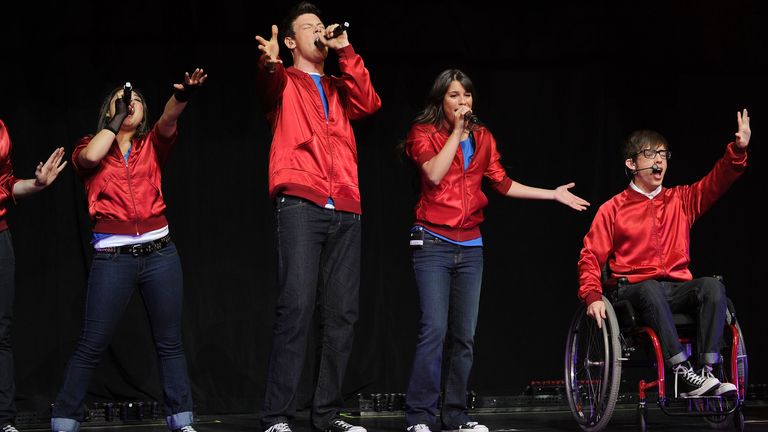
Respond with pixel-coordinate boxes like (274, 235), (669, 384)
(254, 3), (381, 432)
(578, 110), (751, 397)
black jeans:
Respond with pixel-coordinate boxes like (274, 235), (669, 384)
(261, 196), (361, 430)
(0, 230), (15, 426)
(615, 277), (727, 366)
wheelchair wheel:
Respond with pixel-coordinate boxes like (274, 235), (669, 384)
(637, 404), (648, 432)
(703, 321), (748, 429)
(564, 296), (622, 432)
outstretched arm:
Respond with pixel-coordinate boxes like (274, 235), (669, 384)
(156, 68), (208, 138)
(505, 181), (590, 211)
(12, 147), (67, 198)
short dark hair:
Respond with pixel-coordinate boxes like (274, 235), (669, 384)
(282, 1), (321, 40)
(623, 130), (669, 161)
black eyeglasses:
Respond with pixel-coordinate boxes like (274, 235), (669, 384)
(635, 149), (671, 160)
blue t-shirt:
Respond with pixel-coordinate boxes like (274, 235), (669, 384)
(412, 226), (483, 247)
(309, 73), (329, 120)
(460, 137), (474, 169)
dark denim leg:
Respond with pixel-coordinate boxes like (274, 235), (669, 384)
(441, 246), (483, 429)
(616, 279), (686, 366)
(665, 277), (727, 365)
(137, 242), (194, 429)
(312, 211), (361, 430)
(406, 238), (453, 427)
(261, 197), (328, 427)
(0, 230), (16, 426)
(52, 251), (139, 431)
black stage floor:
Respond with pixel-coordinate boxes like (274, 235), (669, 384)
(17, 404), (768, 432)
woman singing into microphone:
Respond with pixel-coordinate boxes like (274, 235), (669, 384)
(401, 69), (590, 432)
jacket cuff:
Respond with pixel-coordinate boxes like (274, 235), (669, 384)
(584, 291), (603, 306)
(493, 176), (514, 195)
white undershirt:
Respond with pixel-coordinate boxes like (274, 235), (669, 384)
(93, 226), (170, 249)
(630, 181), (662, 199)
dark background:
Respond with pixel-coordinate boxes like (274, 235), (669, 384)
(0, 0), (765, 417)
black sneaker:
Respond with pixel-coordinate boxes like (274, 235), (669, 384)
(674, 361), (720, 397)
(326, 419), (366, 432)
(443, 422), (489, 432)
(2, 425), (19, 432)
(265, 423), (293, 432)
(173, 426), (197, 432)
(701, 365), (738, 396)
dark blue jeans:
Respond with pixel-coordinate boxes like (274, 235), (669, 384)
(51, 242), (194, 432)
(0, 230), (16, 426)
(261, 196), (361, 431)
(615, 277), (727, 366)
(405, 233), (483, 429)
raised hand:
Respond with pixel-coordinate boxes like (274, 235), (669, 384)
(173, 68), (208, 102)
(33, 147), (67, 188)
(255, 25), (283, 72)
(735, 108), (750, 149)
(554, 182), (591, 211)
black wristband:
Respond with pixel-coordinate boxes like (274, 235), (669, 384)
(174, 82), (198, 102)
(103, 125), (118, 135)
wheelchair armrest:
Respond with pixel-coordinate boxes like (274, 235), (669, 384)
(601, 276), (628, 300)
(611, 299), (637, 330)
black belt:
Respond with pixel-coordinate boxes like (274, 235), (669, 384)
(95, 234), (172, 257)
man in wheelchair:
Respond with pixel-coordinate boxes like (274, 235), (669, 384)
(576, 109), (750, 399)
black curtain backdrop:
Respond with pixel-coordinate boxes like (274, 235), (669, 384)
(0, 0), (765, 417)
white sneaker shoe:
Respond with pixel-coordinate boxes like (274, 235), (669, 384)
(265, 423), (293, 432)
(326, 419), (366, 432)
(701, 365), (738, 396)
(674, 361), (720, 397)
(407, 425), (433, 432)
(443, 422), (489, 432)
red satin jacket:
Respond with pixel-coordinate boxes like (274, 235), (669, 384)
(406, 124), (514, 241)
(255, 45), (382, 214)
(578, 142), (748, 305)
(72, 125), (177, 235)
(0, 119), (21, 232)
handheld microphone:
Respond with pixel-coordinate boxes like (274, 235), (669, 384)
(465, 112), (480, 125)
(122, 82), (132, 106)
(315, 22), (350, 47)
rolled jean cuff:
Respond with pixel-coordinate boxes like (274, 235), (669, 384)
(699, 352), (722, 365)
(51, 417), (80, 432)
(166, 411), (194, 430)
(667, 351), (689, 367)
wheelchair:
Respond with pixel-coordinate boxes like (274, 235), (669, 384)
(563, 275), (748, 432)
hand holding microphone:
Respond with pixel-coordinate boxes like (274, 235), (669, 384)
(465, 112), (480, 125)
(315, 22), (350, 49)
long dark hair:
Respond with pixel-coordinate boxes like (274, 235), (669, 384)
(396, 68), (477, 158)
(413, 69), (477, 128)
(95, 86), (150, 138)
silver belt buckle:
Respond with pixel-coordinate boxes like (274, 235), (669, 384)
(130, 244), (143, 257)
